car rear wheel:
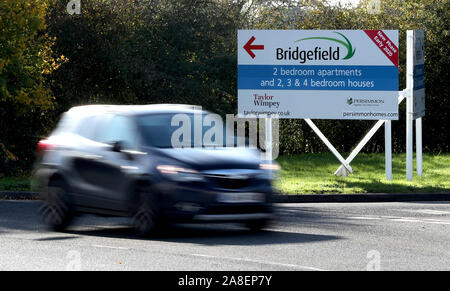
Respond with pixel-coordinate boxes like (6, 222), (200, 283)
(39, 180), (73, 231)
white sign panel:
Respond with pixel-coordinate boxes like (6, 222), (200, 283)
(413, 30), (425, 119)
(238, 30), (399, 120)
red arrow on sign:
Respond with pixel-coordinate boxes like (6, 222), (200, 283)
(243, 36), (264, 59)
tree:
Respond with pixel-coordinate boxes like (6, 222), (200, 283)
(46, 0), (241, 116)
(0, 0), (62, 174)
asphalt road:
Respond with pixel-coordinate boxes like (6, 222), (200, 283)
(0, 200), (449, 271)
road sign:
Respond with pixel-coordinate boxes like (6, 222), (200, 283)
(412, 30), (425, 119)
(238, 30), (399, 120)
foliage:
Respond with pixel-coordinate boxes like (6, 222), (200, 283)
(0, 0), (61, 174)
(46, 0), (240, 116)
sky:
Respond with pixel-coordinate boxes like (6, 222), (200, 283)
(328, 0), (362, 7)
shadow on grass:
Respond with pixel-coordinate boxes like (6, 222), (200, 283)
(337, 179), (450, 194)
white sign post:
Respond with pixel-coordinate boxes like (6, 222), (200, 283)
(238, 30), (399, 180)
(413, 30), (425, 177)
(406, 30), (425, 181)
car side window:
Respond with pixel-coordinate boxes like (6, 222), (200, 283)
(77, 116), (98, 140)
(98, 115), (140, 150)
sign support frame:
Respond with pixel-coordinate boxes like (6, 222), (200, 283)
(416, 117), (423, 176)
(385, 120), (392, 180)
(409, 29), (425, 178)
(334, 91), (406, 178)
(304, 119), (353, 173)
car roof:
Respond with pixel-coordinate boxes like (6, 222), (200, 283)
(66, 104), (207, 117)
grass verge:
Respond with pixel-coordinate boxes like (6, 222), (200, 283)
(0, 176), (31, 191)
(275, 153), (450, 194)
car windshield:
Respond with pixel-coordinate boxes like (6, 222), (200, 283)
(136, 113), (238, 148)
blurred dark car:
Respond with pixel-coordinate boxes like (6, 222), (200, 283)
(33, 104), (278, 236)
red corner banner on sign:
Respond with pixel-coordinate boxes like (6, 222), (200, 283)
(364, 30), (399, 68)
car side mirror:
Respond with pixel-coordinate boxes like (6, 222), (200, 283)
(111, 141), (123, 152)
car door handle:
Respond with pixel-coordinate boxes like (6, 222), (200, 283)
(82, 154), (103, 160)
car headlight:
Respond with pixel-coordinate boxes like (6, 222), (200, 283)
(259, 163), (281, 171)
(259, 162), (280, 180)
(156, 165), (204, 182)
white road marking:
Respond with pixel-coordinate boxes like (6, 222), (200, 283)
(346, 216), (382, 220)
(189, 253), (326, 271)
(425, 221), (450, 225)
(347, 215), (450, 225)
(395, 209), (450, 215)
(92, 244), (130, 250)
(394, 219), (423, 223)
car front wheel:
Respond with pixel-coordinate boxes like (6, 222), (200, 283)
(244, 219), (269, 232)
(132, 185), (163, 237)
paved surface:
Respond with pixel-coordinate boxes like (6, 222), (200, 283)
(0, 201), (449, 270)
